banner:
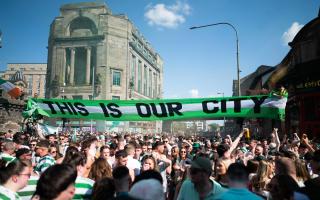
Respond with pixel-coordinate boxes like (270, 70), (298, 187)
(37, 123), (59, 136)
(24, 95), (287, 121)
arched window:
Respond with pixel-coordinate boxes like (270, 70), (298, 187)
(69, 17), (97, 37)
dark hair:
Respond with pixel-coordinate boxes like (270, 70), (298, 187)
(62, 152), (86, 169)
(109, 143), (117, 150)
(0, 159), (28, 184)
(92, 177), (115, 200)
(62, 146), (79, 163)
(46, 134), (56, 139)
(37, 140), (50, 148)
(246, 159), (259, 174)
(33, 164), (77, 199)
(132, 170), (163, 186)
(135, 143), (142, 149)
(15, 148), (31, 159)
(152, 141), (164, 150)
(112, 165), (129, 180)
(115, 150), (128, 159)
(12, 132), (25, 145)
(217, 144), (230, 157)
(81, 137), (97, 152)
(100, 145), (110, 154)
(269, 174), (299, 200)
(227, 163), (249, 183)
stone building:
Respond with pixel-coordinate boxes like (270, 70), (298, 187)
(2, 63), (47, 98)
(231, 12), (320, 137)
(46, 2), (163, 132)
(268, 13), (320, 137)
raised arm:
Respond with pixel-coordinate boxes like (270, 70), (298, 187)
(273, 128), (280, 151)
(225, 129), (245, 158)
(301, 133), (315, 152)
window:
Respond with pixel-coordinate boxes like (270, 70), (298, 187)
(37, 80), (40, 94)
(112, 71), (121, 86)
(28, 75), (33, 95)
(144, 65), (148, 95)
(73, 95), (83, 100)
(154, 72), (157, 98)
(131, 55), (136, 88)
(138, 61), (142, 93)
(149, 69), (152, 97)
(112, 96), (120, 100)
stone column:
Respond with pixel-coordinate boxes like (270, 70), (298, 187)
(62, 48), (66, 85)
(70, 48), (75, 85)
(86, 47), (91, 84)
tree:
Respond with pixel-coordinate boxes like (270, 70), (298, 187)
(171, 121), (187, 135)
(208, 123), (220, 132)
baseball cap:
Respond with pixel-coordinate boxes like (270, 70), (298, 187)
(193, 143), (200, 148)
(191, 157), (212, 174)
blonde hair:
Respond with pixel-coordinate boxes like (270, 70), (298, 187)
(251, 160), (272, 191)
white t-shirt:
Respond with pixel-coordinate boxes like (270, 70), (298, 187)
(127, 156), (141, 176)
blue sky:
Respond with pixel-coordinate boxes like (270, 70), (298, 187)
(0, 0), (319, 98)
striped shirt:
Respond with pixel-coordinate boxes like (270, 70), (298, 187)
(34, 155), (55, 174)
(73, 176), (95, 200)
(0, 153), (16, 162)
(17, 176), (39, 200)
(0, 185), (21, 200)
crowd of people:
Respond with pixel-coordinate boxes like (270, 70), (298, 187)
(0, 127), (319, 200)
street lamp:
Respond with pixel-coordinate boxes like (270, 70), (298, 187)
(190, 22), (241, 96)
(217, 92), (226, 135)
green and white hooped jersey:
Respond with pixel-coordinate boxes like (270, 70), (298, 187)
(34, 155), (55, 174)
(17, 175), (38, 200)
(73, 176), (95, 200)
(0, 153), (17, 163)
(0, 185), (21, 200)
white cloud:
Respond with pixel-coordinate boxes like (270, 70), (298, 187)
(282, 22), (304, 45)
(169, 1), (191, 15)
(144, 1), (191, 28)
(189, 89), (199, 98)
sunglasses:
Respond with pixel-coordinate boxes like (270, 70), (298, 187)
(31, 144), (37, 146)
(51, 151), (57, 153)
